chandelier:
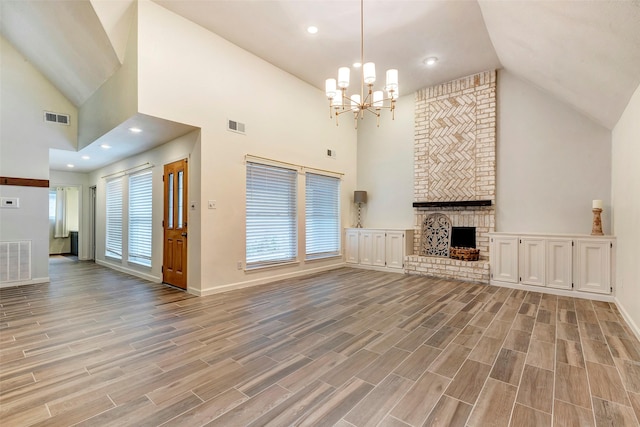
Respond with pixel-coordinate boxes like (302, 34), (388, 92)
(324, 0), (398, 128)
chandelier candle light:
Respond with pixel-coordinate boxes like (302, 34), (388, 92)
(325, 0), (398, 128)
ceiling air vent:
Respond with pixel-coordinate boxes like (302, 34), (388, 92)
(44, 111), (70, 126)
(227, 119), (245, 134)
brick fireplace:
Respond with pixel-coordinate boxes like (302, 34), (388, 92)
(405, 71), (496, 283)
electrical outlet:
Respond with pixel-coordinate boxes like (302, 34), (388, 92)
(208, 200), (216, 209)
(236, 261), (243, 270)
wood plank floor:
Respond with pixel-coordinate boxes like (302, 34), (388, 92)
(2, 257), (640, 426)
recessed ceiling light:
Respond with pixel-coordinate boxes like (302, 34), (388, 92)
(424, 57), (438, 66)
(307, 26), (318, 34)
(81, 155), (90, 160)
(353, 62), (362, 68)
(67, 164), (75, 168)
(129, 127), (142, 133)
(100, 144), (111, 149)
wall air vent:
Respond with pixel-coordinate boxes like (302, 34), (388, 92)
(0, 241), (31, 284)
(44, 111), (70, 126)
(227, 119), (246, 134)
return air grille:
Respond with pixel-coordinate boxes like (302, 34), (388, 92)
(227, 119), (245, 134)
(44, 111), (70, 125)
(0, 241), (31, 283)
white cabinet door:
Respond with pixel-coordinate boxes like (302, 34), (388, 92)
(386, 231), (405, 269)
(519, 238), (545, 286)
(359, 230), (374, 265)
(372, 231), (386, 267)
(491, 236), (518, 283)
(575, 239), (611, 294)
(346, 228), (411, 272)
(345, 229), (359, 264)
(546, 239), (572, 290)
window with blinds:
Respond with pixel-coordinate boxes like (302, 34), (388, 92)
(128, 170), (152, 267)
(246, 162), (297, 268)
(105, 178), (123, 259)
(305, 173), (341, 259)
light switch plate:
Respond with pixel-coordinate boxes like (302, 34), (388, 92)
(208, 200), (216, 209)
(0, 197), (19, 208)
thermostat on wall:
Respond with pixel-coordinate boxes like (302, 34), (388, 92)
(0, 197), (19, 208)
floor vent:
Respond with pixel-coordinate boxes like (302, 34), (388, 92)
(0, 241), (31, 283)
(227, 119), (245, 134)
(44, 111), (70, 125)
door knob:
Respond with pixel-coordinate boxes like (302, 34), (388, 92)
(181, 232), (187, 237)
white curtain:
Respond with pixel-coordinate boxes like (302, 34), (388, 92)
(54, 187), (69, 238)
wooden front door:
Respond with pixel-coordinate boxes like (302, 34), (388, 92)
(163, 159), (188, 289)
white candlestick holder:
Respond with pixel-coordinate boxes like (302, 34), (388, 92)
(591, 208), (603, 236)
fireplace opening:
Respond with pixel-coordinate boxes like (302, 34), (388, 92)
(451, 227), (476, 248)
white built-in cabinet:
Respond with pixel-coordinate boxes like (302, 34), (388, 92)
(386, 231), (408, 269)
(489, 233), (615, 295)
(519, 237), (546, 286)
(491, 236), (519, 283)
(358, 230), (386, 267)
(345, 228), (413, 272)
(546, 239), (573, 290)
(575, 239), (612, 294)
(345, 230), (360, 264)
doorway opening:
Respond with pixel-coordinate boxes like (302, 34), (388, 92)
(48, 185), (80, 259)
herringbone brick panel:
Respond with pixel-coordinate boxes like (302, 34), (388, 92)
(427, 96), (477, 201)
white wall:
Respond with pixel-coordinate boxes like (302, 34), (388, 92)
(0, 37), (78, 175)
(496, 70), (612, 234)
(0, 186), (49, 283)
(612, 83), (640, 337)
(355, 70), (611, 236)
(0, 36), (78, 283)
(89, 130), (199, 282)
(356, 94), (415, 229)
(134, 0), (356, 294)
(78, 2), (137, 150)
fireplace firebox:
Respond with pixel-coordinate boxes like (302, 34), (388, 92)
(451, 227), (476, 249)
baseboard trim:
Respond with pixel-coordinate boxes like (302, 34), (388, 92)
(95, 259), (161, 283)
(489, 280), (615, 302)
(613, 297), (640, 342)
(0, 277), (50, 288)
(195, 263), (346, 296)
(344, 263), (406, 274)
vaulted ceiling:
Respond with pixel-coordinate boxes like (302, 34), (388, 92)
(2, 0), (639, 170)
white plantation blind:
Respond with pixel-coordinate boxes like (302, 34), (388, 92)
(246, 162), (297, 267)
(305, 173), (340, 259)
(105, 178), (123, 259)
(128, 170), (152, 267)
